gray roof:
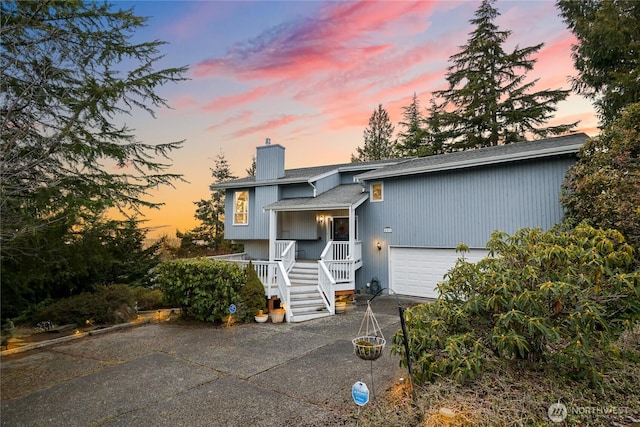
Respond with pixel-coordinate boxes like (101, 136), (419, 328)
(212, 133), (588, 190)
(210, 158), (402, 190)
(355, 133), (588, 181)
(264, 184), (368, 211)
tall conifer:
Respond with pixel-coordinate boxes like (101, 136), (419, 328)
(432, 0), (576, 151)
(352, 104), (396, 162)
(396, 93), (426, 157)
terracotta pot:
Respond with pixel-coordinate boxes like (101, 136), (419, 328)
(270, 309), (285, 323)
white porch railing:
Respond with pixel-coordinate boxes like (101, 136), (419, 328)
(275, 240), (296, 272)
(211, 252), (247, 261)
(320, 240), (360, 284)
(323, 260), (354, 283)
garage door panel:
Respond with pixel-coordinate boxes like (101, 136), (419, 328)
(390, 247), (487, 298)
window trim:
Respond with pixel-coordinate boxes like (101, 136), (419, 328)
(370, 182), (383, 202)
(233, 190), (249, 225)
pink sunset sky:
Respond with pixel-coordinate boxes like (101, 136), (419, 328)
(121, 0), (599, 238)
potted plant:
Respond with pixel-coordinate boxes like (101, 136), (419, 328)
(254, 310), (268, 323)
(269, 307), (285, 323)
(335, 296), (350, 313)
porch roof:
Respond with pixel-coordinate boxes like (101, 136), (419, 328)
(264, 184), (368, 211)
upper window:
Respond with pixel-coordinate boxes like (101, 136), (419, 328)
(370, 182), (383, 202)
(234, 190), (249, 225)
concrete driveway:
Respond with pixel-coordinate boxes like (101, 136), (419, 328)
(1, 295), (419, 426)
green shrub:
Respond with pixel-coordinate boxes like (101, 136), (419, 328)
(154, 258), (245, 322)
(237, 262), (267, 322)
(130, 287), (165, 310)
(391, 225), (640, 385)
(34, 284), (135, 325)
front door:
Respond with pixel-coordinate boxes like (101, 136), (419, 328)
(332, 217), (349, 241)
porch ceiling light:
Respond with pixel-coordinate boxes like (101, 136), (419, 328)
(377, 241), (382, 251)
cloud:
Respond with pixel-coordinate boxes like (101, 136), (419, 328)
(232, 114), (301, 138)
(172, 95), (198, 109)
(193, 0), (438, 81)
(202, 86), (270, 112)
(531, 35), (578, 90)
(206, 111), (253, 132)
(191, 1), (449, 138)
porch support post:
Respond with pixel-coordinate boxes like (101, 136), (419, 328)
(349, 204), (356, 284)
(268, 209), (276, 262)
(348, 205), (355, 260)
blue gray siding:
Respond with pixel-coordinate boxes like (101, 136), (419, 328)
(244, 241), (268, 260)
(340, 171), (364, 184)
(254, 186), (279, 239)
(224, 185), (277, 241)
(315, 172), (341, 195)
(256, 144), (285, 181)
(224, 188), (255, 240)
(281, 183), (313, 198)
(278, 211), (318, 240)
(356, 156), (575, 291)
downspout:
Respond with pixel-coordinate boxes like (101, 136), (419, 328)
(308, 180), (317, 197)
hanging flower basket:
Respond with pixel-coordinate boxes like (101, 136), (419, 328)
(352, 301), (386, 361)
(352, 335), (386, 361)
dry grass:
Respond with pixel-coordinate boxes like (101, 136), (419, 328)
(360, 327), (640, 426)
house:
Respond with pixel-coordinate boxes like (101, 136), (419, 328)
(211, 133), (588, 322)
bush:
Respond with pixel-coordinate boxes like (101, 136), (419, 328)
(34, 284), (135, 326)
(391, 225), (640, 385)
(237, 262), (267, 322)
(561, 102), (640, 249)
(154, 258), (245, 322)
(130, 287), (165, 311)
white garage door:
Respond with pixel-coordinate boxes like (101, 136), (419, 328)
(389, 247), (487, 298)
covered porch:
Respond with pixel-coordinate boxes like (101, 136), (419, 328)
(217, 185), (368, 322)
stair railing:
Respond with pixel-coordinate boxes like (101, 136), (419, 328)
(275, 240), (296, 272)
(274, 261), (292, 322)
(320, 240), (355, 284)
(317, 261), (335, 314)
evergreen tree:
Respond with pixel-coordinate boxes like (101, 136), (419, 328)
(0, 1), (186, 315)
(351, 104), (396, 162)
(246, 156), (256, 177)
(191, 152), (237, 250)
(561, 102), (640, 249)
(396, 93), (426, 157)
(422, 99), (448, 156)
(431, 0), (576, 151)
(557, 0), (640, 125)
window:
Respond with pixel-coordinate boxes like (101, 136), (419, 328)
(234, 191), (249, 225)
(370, 182), (383, 202)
